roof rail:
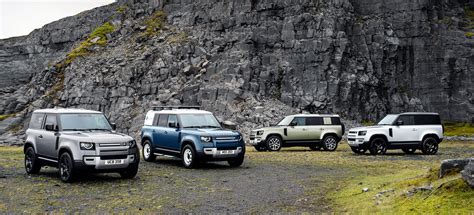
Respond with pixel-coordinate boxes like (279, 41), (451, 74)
(152, 106), (201, 111)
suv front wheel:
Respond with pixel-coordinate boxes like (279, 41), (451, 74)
(369, 137), (387, 155)
(182, 145), (198, 168)
(59, 152), (75, 183)
(421, 137), (438, 155)
(266, 135), (282, 151)
(25, 147), (41, 174)
(142, 140), (156, 162)
(322, 135), (338, 151)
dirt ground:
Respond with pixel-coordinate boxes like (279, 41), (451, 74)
(0, 141), (473, 213)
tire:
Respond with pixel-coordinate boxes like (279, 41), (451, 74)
(228, 156), (244, 167)
(254, 145), (267, 152)
(309, 145), (321, 151)
(351, 147), (367, 154)
(402, 148), (416, 154)
(181, 145), (198, 168)
(25, 147), (41, 174)
(266, 135), (282, 151)
(322, 135), (338, 151)
(142, 140), (156, 162)
(120, 163), (139, 179)
(369, 137), (387, 155)
(59, 152), (75, 183)
(421, 137), (438, 155)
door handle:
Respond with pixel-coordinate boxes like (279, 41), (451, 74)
(38, 135), (43, 139)
(152, 130), (156, 133)
(302, 128), (307, 131)
(320, 128), (324, 131)
(164, 131), (168, 134)
(412, 128), (417, 131)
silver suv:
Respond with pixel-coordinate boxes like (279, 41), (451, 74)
(24, 108), (139, 182)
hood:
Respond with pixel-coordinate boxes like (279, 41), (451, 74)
(252, 126), (282, 132)
(60, 131), (133, 143)
(184, 128), (240, 137)
(350, 125), (389, 131)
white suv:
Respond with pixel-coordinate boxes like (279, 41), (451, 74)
(347, 113), (443, 155)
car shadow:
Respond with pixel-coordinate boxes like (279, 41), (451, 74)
(150, 158), (239, 170)
(31, 167), (133, 183)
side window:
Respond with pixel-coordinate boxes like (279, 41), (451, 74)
(306, 117), (323, 125)
(291, 117), (306, 126)
(331, 117), (341, 125)
(414, 115), (441, 125)
(44, 114), (57, 129)
(157, 114), (169, 127)
(323, 117), (332, 125)
(152, 114), (160, 126)
(29, 113), (45, 129)
(168, 115), (177, 127)
(397, 115), (415, 125)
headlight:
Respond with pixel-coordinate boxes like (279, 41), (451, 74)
(256, 130), (264, 135)
(358, 131), (367, 136)
(200, 136), (212, 143)
(80, 142), (95, 150)
(129, 140), (137, 148)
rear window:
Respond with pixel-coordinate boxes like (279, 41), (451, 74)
(306, 117), (323, 125)
(29, 113), (45, 129)
(331, 117), (341, 125)
(414, 115), (441, 125)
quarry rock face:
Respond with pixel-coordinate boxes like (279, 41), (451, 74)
(0, 0), (472, 143)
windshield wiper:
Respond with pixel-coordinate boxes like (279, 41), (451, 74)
(63, 129), (90, 131)
(201, 126), (221, 128)
(89, 128), (112, 131)
(183, 126), (203, 128)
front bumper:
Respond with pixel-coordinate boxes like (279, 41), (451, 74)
(249, 136), (265, 146)
(74, 149), (139, 171)
(202, 147), (243, 158)
(347, 134), (367, 147)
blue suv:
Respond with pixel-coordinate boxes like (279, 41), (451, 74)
(140, 106), (245, 168)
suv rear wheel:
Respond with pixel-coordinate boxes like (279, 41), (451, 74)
(142, 140), (156, 162)
(182, 145), (198, 168)
(322, 135), (338, 151)
(421, 137), (438, 155)
(59, 152), (75, 183)
(402, 148), (416, 154)
(369, 137), (387, 155)
(266, 135), (282, 151)
(25, 147), (41, 174)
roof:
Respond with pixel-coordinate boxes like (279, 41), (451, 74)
(33, 108), (102, 114)
(148, 109), (212, 115)
(289, 114), (340, 117)
(399, 112), (439, 115)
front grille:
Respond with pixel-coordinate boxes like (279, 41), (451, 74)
(348, 138), (356, 141)
(100, 155), (127, 160)
(100, 143), (127, 147)
(348, 131), (357, 134)
(215, 136), (239, 141)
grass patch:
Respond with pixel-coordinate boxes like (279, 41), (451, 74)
(116, 5), (128, 14)
(466, 31), (474, 38)
(167, 32), (188, 44)
(143, 10), (166, 37)
(444, 122), (474, 136)
(0, 114), (15, 121)
(361, 119), (375, 126)
(64, 22), (115, 66)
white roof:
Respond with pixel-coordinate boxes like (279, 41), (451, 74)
(289, 114), (340, 117)
(149, 109), (212, 115)
(33, 108), (102, 114)
(399, 112), (439, 115)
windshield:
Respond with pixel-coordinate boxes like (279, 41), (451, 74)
(179, 114), (221, 128)
(377, 114), (398, 125)
(60, 113), (112, 131)
(277, 116), (293, 126)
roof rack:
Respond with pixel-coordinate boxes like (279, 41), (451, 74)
(152, 106), (201, 111)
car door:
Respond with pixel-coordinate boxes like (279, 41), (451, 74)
(152, 114), (168, 148)
(286, 117), (310, 141)
(28, 113), (45, 154)
(305, 117), (323, 140)
(38, 114), (59, 159)
(160, 114), (181, 151)
(392, 115), (417, 143)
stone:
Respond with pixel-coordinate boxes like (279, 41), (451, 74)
(461, 161), (474, 188)
(440, 159), (474, 178)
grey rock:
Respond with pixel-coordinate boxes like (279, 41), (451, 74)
(440, 158), (474, 178)
(461, 161), (474, 188)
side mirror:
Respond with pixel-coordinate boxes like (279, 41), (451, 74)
(111, 123), (117, 130)
(168, 121), (177, 128)
(396, 120), (403, 126)
(289, 121), (297, 126)
(45, 123), (57, 131)
(221, 121), (237, 130)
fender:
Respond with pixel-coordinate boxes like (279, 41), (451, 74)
(24, 141), (36, 154)
(58, 146), (74, 160)
(180, 135), (199, 151)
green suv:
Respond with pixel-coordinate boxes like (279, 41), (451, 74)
(249, 114), (345, 151)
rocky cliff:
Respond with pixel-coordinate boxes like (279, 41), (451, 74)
(0, 0), (472, 144)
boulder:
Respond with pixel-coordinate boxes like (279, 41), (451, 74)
(440, 158), (473, 178)
(461, 161), (474, 188)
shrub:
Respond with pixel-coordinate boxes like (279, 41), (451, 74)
(144, 11), (166, 36)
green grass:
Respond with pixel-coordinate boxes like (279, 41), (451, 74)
(444, 123), (474, 136)
(116, 5), (128, 14)
(167, 32), (188, 44)
(466, 31), (474, 38)
(143, 10), (166, 36)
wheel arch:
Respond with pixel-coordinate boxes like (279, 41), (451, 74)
(180, 139), (196, 152)
(141, 135), (152, 146)
(422, 133), (440, 142)
(322, 132), (339, 141)
(58, 147), (74, 160)
(266, 133), (283, 141)
(24, 142), (35, 154)
(369, 134), (389, 143)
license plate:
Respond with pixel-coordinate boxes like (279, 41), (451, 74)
(220, 150), (234, 155)
(105, 159), (124, 165)
(249, 140), (255, 144)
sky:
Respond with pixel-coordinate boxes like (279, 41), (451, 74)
(0, 0), (116, 39)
